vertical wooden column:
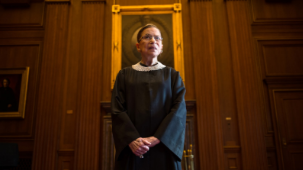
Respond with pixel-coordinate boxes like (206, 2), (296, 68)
(73, 2), (105, 169)
(226, 0), (268, 169)
(189, 0), (225, 169)
(31, 3), (69, 170)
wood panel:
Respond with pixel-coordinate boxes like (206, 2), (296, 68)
(212, 0), (240, 148)
(0, 2), (44, 28)
(101, 114), (115, 170)
(264, 77), (303, 170)
(58, 0), (82, 153)
(31, 2), (69, 170)
(251, 0), (303, 22)
(252, 23), (303, 40)
(100, 0), (113, 102)
(189, 1), (225, 170)
(226, 0), (268, 169)
(258, 39), (303, 76)
(267, 150), (278, 170)
(225, 151), (241, 170)
(58, 151), (74, 170)
(273, 90), (303, 170)
(1, 0), (302, 170)
(116, 0), (176, 6)
(73, 2), (105, 169)
(181, 0), (195, 100)
(0, 42), (41, 138)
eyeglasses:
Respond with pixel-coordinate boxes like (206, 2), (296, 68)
(139, 34), (163, 42)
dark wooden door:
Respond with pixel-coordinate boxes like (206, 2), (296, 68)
(274, 90), (303, 170)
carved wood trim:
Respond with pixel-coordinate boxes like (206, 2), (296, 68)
(57, 150), (74, 170)
(0, 0), (30, 7)
(45, 0), (70, 3)
(82, 0), (106, 2)
(265, 0), (291, 2)
(251, 0), (302, 23)
(188, 0), (212, 1)
(264, 77), (303, 85)
(223, 146), (241, 153)
(57, 150), (74, 156)
(0, 42), (42, 138)
(0, 2), (45, 29)
(110, 3), (185, 89)
(101, 116), (115, 170)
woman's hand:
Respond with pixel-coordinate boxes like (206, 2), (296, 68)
(142, 136), (160, 148)
(129, 138), (151, 156)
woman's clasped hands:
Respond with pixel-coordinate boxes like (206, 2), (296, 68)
(129, 136), (160, 157)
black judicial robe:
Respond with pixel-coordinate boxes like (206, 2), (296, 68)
(111, 65), (187, 170)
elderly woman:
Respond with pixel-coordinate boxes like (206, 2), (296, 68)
(111, 24), (187, 170)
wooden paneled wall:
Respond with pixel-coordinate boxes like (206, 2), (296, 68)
(0, 0), (302, 169)
(189, 1), (225, 170)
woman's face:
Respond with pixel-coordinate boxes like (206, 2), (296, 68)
(3, 79), (8, 87)
(136, 27), (163, 59)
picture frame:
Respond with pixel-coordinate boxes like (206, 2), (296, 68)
(111, 3), (185, 89)
(0, 67), (29, 119)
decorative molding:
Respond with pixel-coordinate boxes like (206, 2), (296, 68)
(188, 0), (212, 2)
(265, 0), (291, 2)
(257, 39), (303, 77)
(264, 77), (303, 85)
(270, 89), (303, 169)
(100, 101), (111, 116)
(0, 42), (42, 138)
(252, 22), (303, 38)
(174, 3), (181, 12)
(82, 0), (106, 3)
(111, 3), (185, 89)
(57, 151), (74, 170)
(45, 0), (70, 3)
(102, 115), (115, 170)
(0, 0), (30, 7)
(57, 150), (74, 156)
(0, 2), (45, 29)
(251, 0), (303, 23)
(223, 146), (241, 152)
(112, 4), (120, 13)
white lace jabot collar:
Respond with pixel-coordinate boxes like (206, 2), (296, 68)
(132, 62), (166, 72)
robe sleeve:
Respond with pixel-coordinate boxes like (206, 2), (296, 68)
(111, 70), (141, 161)
(154, 70), (187, 161)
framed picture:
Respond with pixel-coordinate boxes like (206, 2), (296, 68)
(0, 67), (29, 119)
(111, 3), (185, 89)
